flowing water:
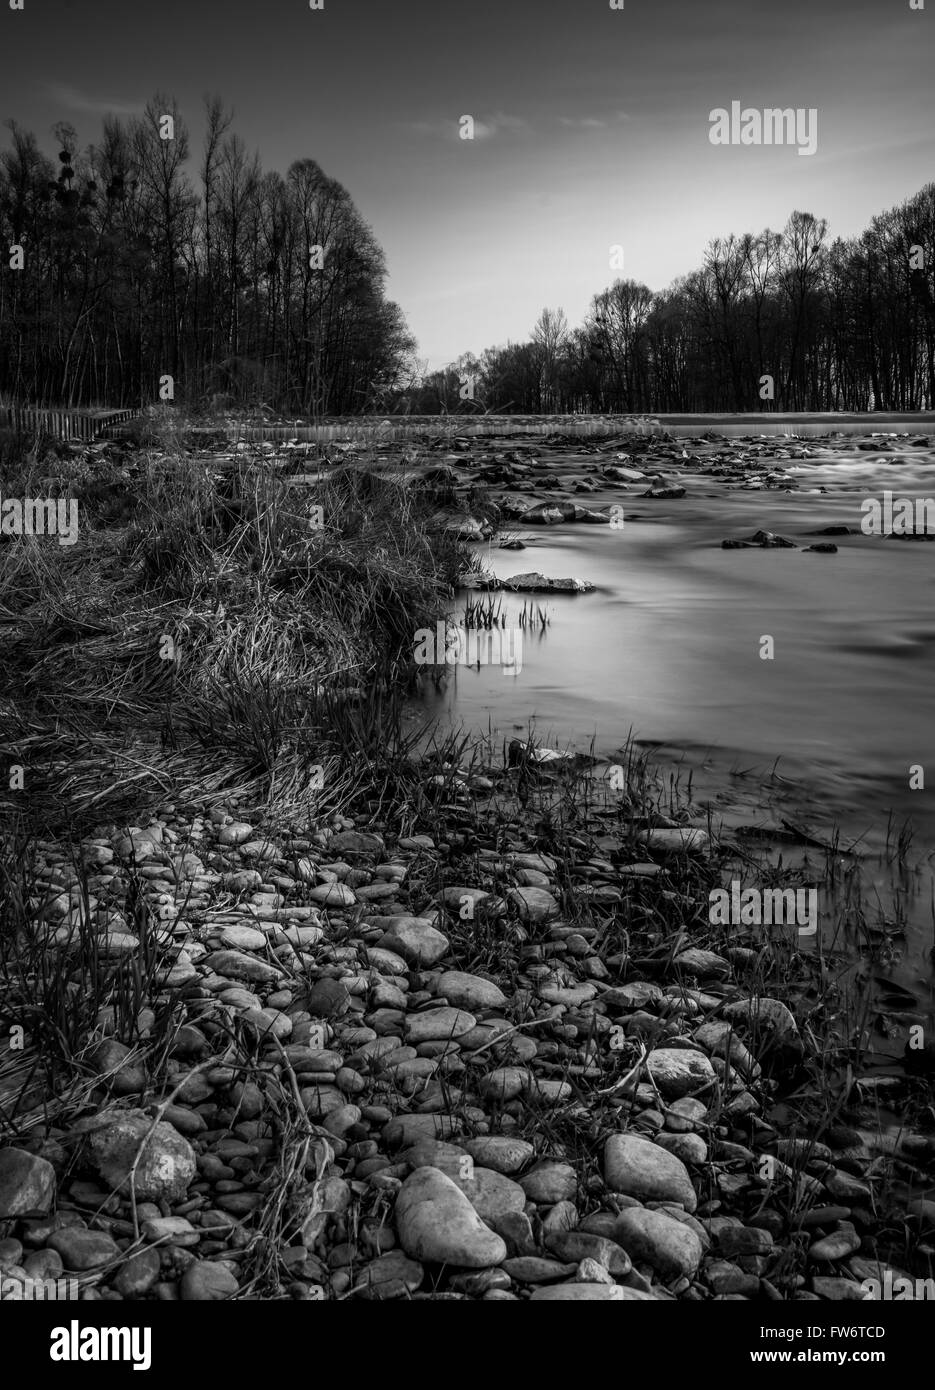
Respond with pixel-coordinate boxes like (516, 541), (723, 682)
(413, 441), (935, 1039)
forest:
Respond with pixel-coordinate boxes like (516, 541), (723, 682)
(407, 189), (935, 416)
(0, 95), (414, 415)
(1, 94), (933, 416)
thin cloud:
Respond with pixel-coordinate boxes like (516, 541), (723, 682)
(402, 112), (530, 141)
(44, 83), (144, 118)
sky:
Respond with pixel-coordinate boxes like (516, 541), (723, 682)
(1, 0), (933, 370)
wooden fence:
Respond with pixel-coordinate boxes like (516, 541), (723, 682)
(0, 405), (141, 441)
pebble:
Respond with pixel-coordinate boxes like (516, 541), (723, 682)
(395, 1167), (507, 1267)
(464, 1137), (534, 1175)
(180, 1260), (240, 1300)
(0, 1149), (56, 1218)
(48, 1228), (121, 1271)
(645, 1047), (717, 1099)
(435, 971), (508, 1011)
(86, 1110), (196, 1202)
(613, 1207), (703, 1280)
(603, 1134), (698, 1211)
(519, 1162), (578, 1204)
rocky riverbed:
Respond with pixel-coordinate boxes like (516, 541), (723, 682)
(1, 423), (934, 1304)
(1, 787), (933, 1302)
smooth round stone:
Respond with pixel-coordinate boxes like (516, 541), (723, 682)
(514, 868), (550, 887)
(238, 840), (279, 860)
(405, 1008), (476, 1043)
(508, 887), (559, 922)
(811, 1276), (869, 1301)
(321, 1104), (362, 1139)
(809, 1226), (861, 1263)
(366, 947), (409, 976)
(723, 996), (799, 1039)
(524, 1077), (573, 1105)
(603, 1134), (697, 1212)
(218, 987), (263, 1011)
(530, 1283), (657, 1301)
(356, 1251), (424, 1300)
(87, 1111), (196, 1202)
(241, 1007), (292, 1039)
(294, 858), (317, 884)
(0, 1237), (23, 1265)
(439, 886), (494, 913)
(671, 948), (730, 980)
(301, 1085), (346, 1117)
(479, 1067), (530, 1101)
(540, 1200), (579, 1235)
(383, 1115), (460, 1148)
(502, 1255), (576, 1283)
(663, 1097), (708, 1133)
(494, 1034), (538, 1063)
(113, 1248), (161, 1297)
(283, 925), (323, 948)
(435, 971), (508, 1011)
(305, 880), (354, 907)
(47, 1229), (121, 1271)
(464, 1137), (534, 1175)
(222, 868), (264, 891)
(180, 1260), (239, 1300)
(613, 1207), (703, 1280)
(655, 1132), (708, 1165)
(219, 924), (268, 951)
(23, 1248), (63, 1282)
(399, 1140), (470, 1176)
(142, 1216), (199, 1246)
(639, 827), (709, 854)
(507, 852), (557, 873)
(452, 1167), (526, 1224)
(395, 1168), (507, 1268)
(96, 931), (140, 957)
(519, 1162), (578, 1205)
(0, 1148), (56, 1218)
(544, 1230), (631, 1275)
(449, 1267), (512, 1296)
(645, 1048), (717, 1099)
(378, 919), (450, 967)
(218, 821), (254, 846)
(204, 950), (282, 985)
(538, 984), (597, 1007)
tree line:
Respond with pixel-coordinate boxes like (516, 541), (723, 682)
(0, 95), (415, 414)
(404, 186), (935, 415)
(3, 98), (932, 417)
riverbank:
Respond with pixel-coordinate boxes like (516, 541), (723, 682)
(1, 418), (933, 1303)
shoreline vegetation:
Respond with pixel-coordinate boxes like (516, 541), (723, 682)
(1, 411), (933, 1304)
